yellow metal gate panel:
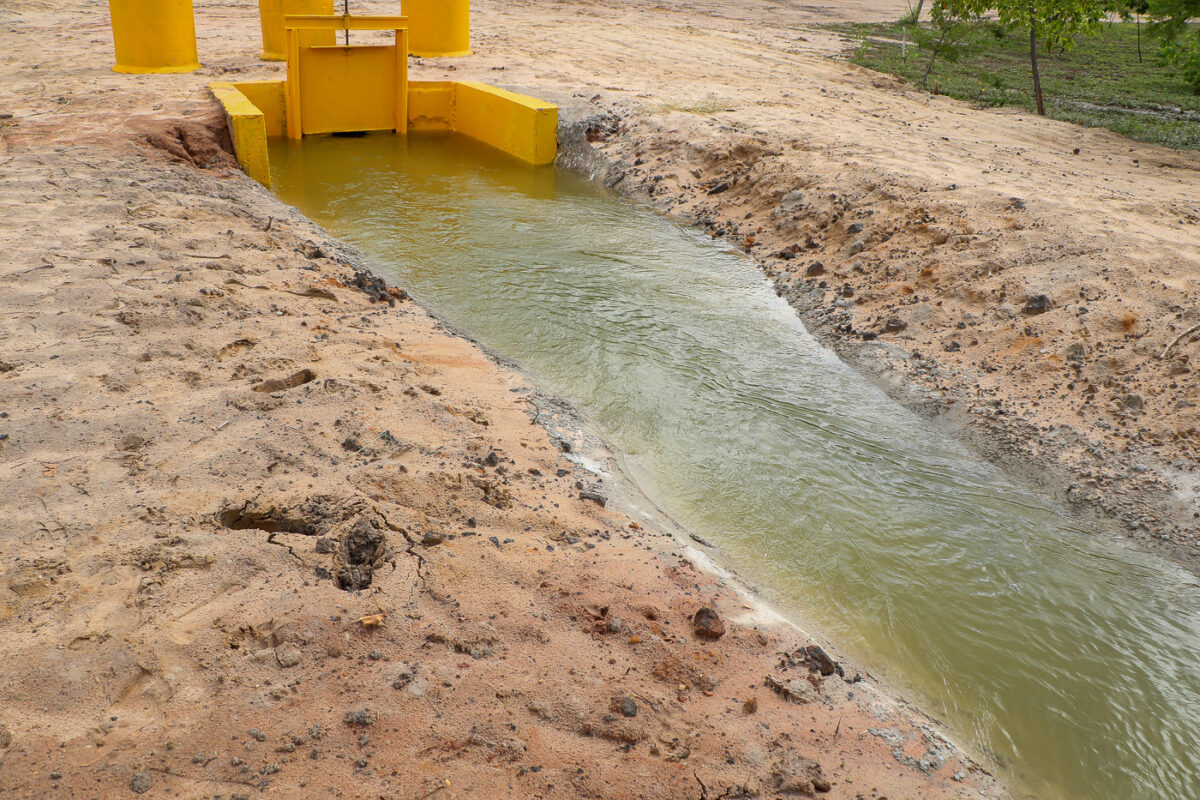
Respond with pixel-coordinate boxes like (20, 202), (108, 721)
(298, 46), (398, 135)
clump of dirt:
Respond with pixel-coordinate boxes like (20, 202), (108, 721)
(334, 518), (386, 591)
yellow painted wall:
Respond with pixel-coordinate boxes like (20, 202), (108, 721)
(108, 0), (200, 73)
(233, 80), (286, 137)
(407, 81), (455, 131)
(209, 82), (271, 187)
(454, 82), (557, 166)
(258, 0), (335, 61)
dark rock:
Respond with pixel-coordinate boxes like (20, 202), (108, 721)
(343, 709), (372, 727)
(618, 697), (638, 718)
(707, 180), (731, 195)
(347, 268), (406, 306)
(130, 770), (152, 794)
(579, 489), (607, 507)
(1023, 294), (1052, 315)
(847, 222), (864, 234)
(248, 728), (267, 742)
(805, 262), (825, 277)
(341, 437), (362, 452)
(420, 532), (443, 546)
(484, 451), (499, 467)
(692, 606), (726, 640)
(884, 318), (907, 333)
(315, 537), (335, 554)
(804, 645), (838, 677)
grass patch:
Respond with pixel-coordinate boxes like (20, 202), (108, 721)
(831, 20), (1200, 150)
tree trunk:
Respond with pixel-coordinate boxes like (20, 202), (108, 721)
(1029, 10), (1046, 116)
(913, 0), (925, 22)
(1137, 14), (1143, 63)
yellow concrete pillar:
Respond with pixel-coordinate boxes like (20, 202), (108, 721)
(108, 0), (200, 74)
(258, 0), (336, 61)
(403, 0), (471, 57)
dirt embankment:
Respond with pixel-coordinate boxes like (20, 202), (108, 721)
(0, 1), (1002, 799)
(433, 0), (1200, 565)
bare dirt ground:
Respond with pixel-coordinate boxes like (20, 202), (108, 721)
(0, 1), (1009, 799)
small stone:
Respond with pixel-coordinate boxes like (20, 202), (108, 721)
(276, 646), (302, 668)
(805, 261), (825, 277)
(420, 532), (443, 546)
(483, 451), (499, 467)
(130, 770), (152, 794)
(368, 650), (383, 661)
(248, 729), (267, 742)
(743, 697), (758, 714)
(315, 537), (335, 554)
(1119, 393), (1144, 416)
(778, 189), (805, 211)
(50, 772), (62, 780)
(847, 222), (864, 234)
(579, 489), (607, 507)
(341, 437), (362, 452)
(883, 318), (907, 333)
(618, 697), (638, 718)
(0, 724), (11, 748)
(261, 763), (280, 775)
(847, 240), (865, 256)
(692, 606), (726, 640)
(707, 180), (731, 195)
(1023, 294), (1052, 315)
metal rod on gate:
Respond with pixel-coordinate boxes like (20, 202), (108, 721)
(343, 0), (349, 45)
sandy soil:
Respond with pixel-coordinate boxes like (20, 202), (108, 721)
(0, 1), (1007, 799)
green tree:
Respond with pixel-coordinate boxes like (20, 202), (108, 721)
(933, 0), (1107, 114)
(1149, 0), (1200, 91)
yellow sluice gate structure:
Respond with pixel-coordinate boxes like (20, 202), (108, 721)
(210, 15), (557, 188)
(284, 16), (411, 138)
(258, 0), (336, 62)
(107, 0), (200, 74)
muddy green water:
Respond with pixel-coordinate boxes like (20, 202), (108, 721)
(269, 133), (1200, 800)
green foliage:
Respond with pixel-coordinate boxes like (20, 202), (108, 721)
(1149, 0), (1200, 91)
(835, 19), (1200, 148)
(933, 0), (1107, 51)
